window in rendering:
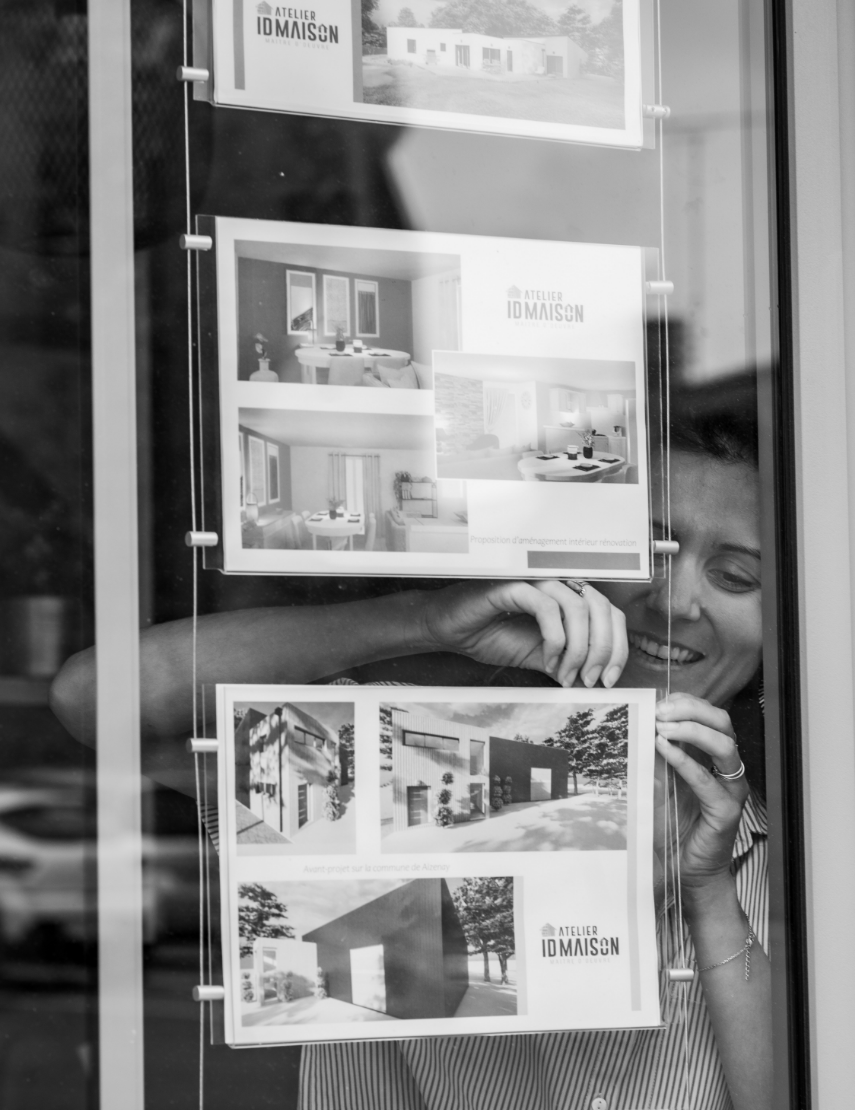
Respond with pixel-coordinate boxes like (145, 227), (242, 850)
(355, 279), (379, 337)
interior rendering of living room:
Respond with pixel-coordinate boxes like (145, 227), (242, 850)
(433, 352), (639, 483)
(235, 237), (461, 387)
(238, 406), (469, 554)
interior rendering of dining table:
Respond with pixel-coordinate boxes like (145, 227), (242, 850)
(517, 451), (626, 482)
(295, 345), (410, 384)
(304, 510), (365, 549)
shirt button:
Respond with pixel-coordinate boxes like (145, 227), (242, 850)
(590, 1099), (608, 1110)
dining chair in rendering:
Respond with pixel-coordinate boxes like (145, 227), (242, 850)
(328, 355), (365, 386)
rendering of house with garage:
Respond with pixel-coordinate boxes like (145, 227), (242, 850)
(240, 878), (482, 1025)
(381, 707), (574, 853)
(385, 27), (587, 79)
(234, 702), (350, 850)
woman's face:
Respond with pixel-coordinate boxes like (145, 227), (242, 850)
(600, 451), (762, 707)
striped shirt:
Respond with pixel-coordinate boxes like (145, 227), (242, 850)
(298, 683), (768, 1110)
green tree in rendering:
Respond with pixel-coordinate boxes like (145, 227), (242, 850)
(324, 769), (343, 821)
(379, 704), (394, 771)
(362, 0), (385, 49)
(545, 707), (597, 794)
(238, 884), (294, 959)
(490, 774), (504, 811)
(338, 720), (354, 785)
(394, 7), (419, 26)
(430, 0), (557, 38)
(512, 732), (534, 744)
(572, 0), (624, 78)
(588, 703), (629, 794)
(556, 3), (592, 42)
(452, 877), (515, 983)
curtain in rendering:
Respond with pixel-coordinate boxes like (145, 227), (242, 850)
(483, 387), (509, 433)
(328, 453), (381, 519)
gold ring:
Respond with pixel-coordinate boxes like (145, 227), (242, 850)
(564, 579), (588, 598)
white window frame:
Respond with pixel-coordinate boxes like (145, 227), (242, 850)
(247, 434), (267, 506)
(354, 279), (380, 338)
(322, 274), (350, 337)
(286, 269), (316, 337)
(266, 442), (280, 504)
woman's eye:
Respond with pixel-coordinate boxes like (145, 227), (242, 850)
(708, 564), (758, 593)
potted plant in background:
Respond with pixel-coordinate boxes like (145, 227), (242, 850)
(582, 431), (595, 459)
(393, 471), (412, 508)
(334, 325), (346, 352)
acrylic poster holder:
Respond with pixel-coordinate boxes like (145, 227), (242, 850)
(190, 0), (657, 152)
(193, 215), (664, 583)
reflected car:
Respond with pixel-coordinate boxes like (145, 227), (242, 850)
(0, 782), (199, 950)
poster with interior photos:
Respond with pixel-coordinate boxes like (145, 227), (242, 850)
(192, 0), (654, 149)
(197, 214), (654, 579)
(216, 683), (660, 1046)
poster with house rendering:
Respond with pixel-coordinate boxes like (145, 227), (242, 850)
(196, 0), (649, 149)
(200, 215), (653, 580)
(216, 683), (661, 1046)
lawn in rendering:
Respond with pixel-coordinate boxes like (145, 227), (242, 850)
(234, 700), (356, 855)
(238, 877), (518, 1025)
(380, 701), (629, 852)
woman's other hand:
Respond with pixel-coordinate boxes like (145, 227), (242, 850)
(653, 692), (748, 906)
(417, 580), (628, 688)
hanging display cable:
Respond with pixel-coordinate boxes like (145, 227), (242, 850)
(652, 0), (696, 1105)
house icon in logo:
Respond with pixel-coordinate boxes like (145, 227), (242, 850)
(507, 285), (522, 300)
(541, 923), (556, 938)
(257, 1), (273, 13)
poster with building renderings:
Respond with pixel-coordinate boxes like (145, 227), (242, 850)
(200, 215), (654, 581)
(216, 683), (660, 1046)
(195, 0), (651, 149)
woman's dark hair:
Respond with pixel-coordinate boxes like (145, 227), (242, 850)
(668, 383), (759, 469)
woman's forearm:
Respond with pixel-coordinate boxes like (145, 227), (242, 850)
(50, 590), (436, 747)
(683, 879), (772, 1110)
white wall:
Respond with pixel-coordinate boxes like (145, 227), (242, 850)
(289, 447), (434, 516)
(411, 268), (461, 365)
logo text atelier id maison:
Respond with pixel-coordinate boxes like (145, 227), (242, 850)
(540, 921), (620, 958)
(507, 285), (585, 324)
(256, 2), (340, 45)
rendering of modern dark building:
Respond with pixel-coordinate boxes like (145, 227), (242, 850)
(387, 708), (570, 833)
(303, 878), (469, 1020)
(235, 703), (340, 839)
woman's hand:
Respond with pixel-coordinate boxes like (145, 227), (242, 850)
(653, 692), (748, 908)
(417, 579), (628, 688)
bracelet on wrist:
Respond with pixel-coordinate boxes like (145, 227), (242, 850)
(698, 925), (757, 981)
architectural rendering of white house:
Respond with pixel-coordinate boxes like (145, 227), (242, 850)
(235, 703), (339, 840)
(385, 27), (587, 79)
(384, 708), (569, 835)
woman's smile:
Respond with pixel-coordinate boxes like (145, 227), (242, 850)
(627, 629), (705, 667)
(602, 451), (763, 707)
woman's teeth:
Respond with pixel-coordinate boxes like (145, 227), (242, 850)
(628, 632), (703, 665)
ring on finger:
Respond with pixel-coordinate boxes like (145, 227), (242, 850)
(712, 760), (746, 782)
(564, 579), (588, 598)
